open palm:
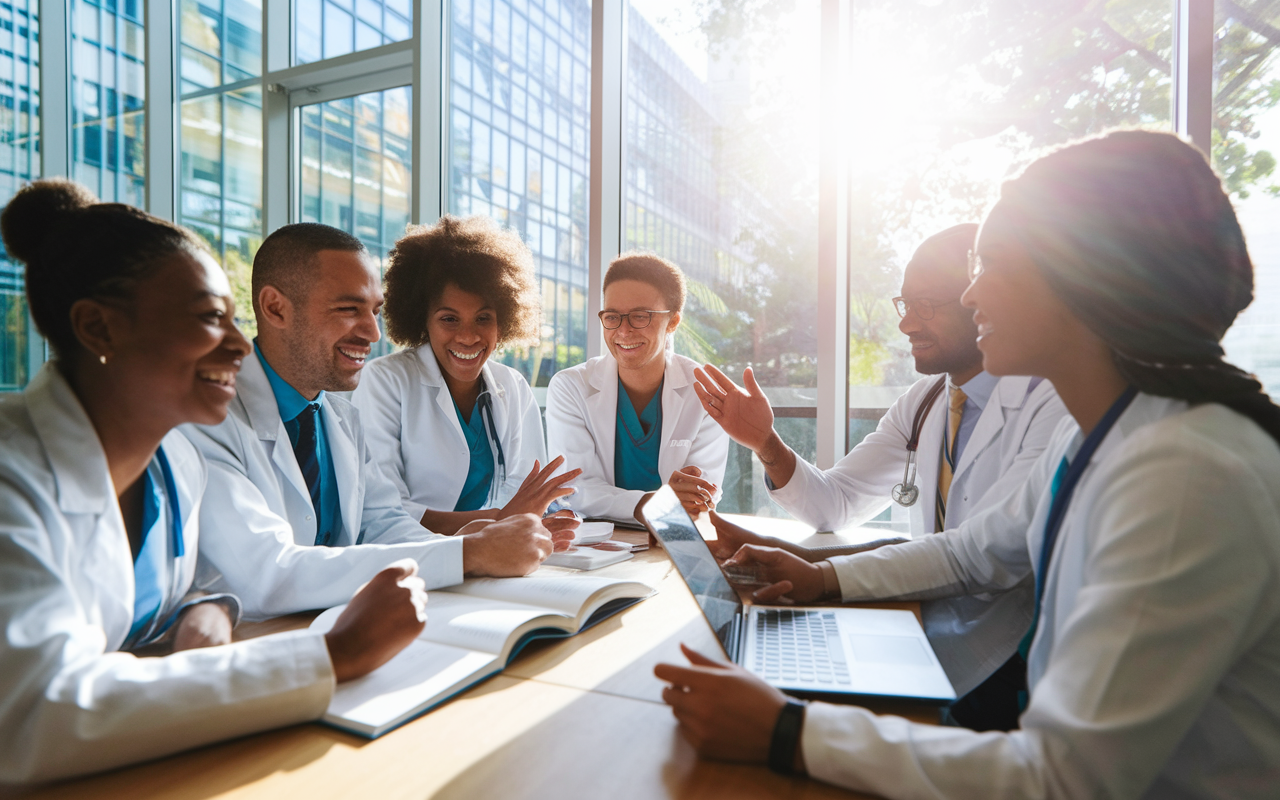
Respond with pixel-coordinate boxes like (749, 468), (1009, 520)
(693, 365), (776, 452)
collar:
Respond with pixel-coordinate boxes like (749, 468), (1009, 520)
(255, 340), (324, 422)
(590, 351), (685, 391)
(953, 370), (998, 411)
(24, 362), (114, 514)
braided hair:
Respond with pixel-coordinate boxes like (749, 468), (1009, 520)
(999, 130), (1280, 443)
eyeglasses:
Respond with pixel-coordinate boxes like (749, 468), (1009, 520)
(598, 310), (671, 329)
(892, 297), (960, 320)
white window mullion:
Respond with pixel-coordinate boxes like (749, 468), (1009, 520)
(144, 0), (175, 220)
(411, 0), (445, 226)
(1173, 0), (1214, 154)
(588, 0), (625, 361)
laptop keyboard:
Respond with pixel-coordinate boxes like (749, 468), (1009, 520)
(753, 608), (851, 686)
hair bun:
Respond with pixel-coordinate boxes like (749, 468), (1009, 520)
(1, 178), (98, 265)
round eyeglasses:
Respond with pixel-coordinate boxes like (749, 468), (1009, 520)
(892, 297), (960, 321)
(598, 310), (671, 329)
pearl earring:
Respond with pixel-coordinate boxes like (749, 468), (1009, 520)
(99, 355), (107, 365)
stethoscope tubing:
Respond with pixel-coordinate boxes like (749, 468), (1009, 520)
(892, 376), (948, 507)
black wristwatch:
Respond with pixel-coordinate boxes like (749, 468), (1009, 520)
(768, 699), (807, 775)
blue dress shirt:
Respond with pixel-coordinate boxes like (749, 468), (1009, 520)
(950, 371), (1000, 464)
(255, 342), (343, 546)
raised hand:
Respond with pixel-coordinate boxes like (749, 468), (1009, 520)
(694, 365), (776, 452)
(723, 544), (825, 604)
(670, 465), (717, 516)
(172, 602), (234, 651)
(500, 456), (582, 518)
(462, 513), (556, 577)
(325, 560), (428, 682)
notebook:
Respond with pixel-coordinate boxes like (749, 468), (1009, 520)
(638, 486), (955, 704)
(309, 574), (653, 736)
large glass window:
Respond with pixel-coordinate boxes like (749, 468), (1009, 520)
(295, 0), (411, 65)
(1217, 0), (1280, 394)
(0, 0), (39, 391)
(298, 86), (412, 355)
(179, 0), (263, 333)
(71, 0), (144, 205)
(627, 0), (821, 515)
(447, 0), (592, 386)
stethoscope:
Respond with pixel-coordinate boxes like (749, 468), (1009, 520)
(476, 388), (508, 486)
(891, 376), (949, 507)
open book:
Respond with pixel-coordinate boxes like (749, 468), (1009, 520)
(309, 574), (654, 737)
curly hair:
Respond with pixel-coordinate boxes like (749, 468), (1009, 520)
(383, 215), (542, 348)
(604, 252), (687, 314)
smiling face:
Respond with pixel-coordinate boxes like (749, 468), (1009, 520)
(107, 249), (251, 428)
(427, 283), (499, 395)
(601, 279), (678, 379)
(270, 249), (384, 397)
(897, 247), (983, 381)
(962, 201), (1084, 377)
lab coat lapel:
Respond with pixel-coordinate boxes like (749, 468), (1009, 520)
(657, 354), (687, 481)
(320, 399), (362, 545)
(952, 376), (1027, 486)
(238, 354), (313, 510)
(585, 356), (620, 483)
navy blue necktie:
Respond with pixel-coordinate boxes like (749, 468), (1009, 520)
(292, 403), (328, 546)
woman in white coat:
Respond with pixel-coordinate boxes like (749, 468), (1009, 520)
(0, 180), (425, 785)
(655, 131), (1280, 798)
(546, 252), (730, 520)
(354, 215), (580, 535)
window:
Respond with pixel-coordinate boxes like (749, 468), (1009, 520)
(447, 0), (592, 386)
(0, 0), (38, 390)
(295, 0), (411, 65)
(1217, 0), (1280, 395)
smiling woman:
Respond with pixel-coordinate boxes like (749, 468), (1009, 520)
(353, 215), (581, 536)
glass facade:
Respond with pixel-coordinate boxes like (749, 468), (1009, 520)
(71, 0), (145, 206)
(1217, 0), (1280, 395)
(447, 0), (592, 387)
(0, 0), (37, 390)
(295, 0), (411, 65)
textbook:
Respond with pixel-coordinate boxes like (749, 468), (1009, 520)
(309, 574), (654, 737)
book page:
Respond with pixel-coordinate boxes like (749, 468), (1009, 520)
(448, 574), (648, 617)
(418, 592), (571, 653)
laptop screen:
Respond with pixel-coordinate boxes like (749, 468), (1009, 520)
(639, 486), (743, 657)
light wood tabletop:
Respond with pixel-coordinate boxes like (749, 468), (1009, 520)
(28, 518), (934, 800)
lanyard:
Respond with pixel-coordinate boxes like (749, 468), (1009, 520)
(1035, 386), (1137, 611)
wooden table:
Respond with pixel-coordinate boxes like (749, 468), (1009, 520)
(30, 520), (932, 800)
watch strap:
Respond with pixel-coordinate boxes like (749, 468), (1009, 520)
(768, 699), (807, 775)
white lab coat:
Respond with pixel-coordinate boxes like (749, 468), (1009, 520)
(804, 395), (1280, 799)
(0, 364), (333, 785)
(182, 351), (464, 620)
(545, 352), (731, 520)
(770, 374), (1067, 695)
(352, 347), (546, 518)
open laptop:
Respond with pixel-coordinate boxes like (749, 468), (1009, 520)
(639, 486), (955, 703)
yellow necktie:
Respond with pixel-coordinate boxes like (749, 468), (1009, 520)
(935, 386), (967, 531)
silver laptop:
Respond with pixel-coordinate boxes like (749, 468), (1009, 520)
(639, 486), (955, 703)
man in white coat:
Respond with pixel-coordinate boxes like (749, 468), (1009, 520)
(695, 223), (1067, 730)
(185, 224), (568, 619)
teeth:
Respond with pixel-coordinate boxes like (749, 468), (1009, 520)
(618, 343), (643, 350)
(198, 371), (235, 386)
(338, 348), (367, 362)
(449, 349), (482, 361)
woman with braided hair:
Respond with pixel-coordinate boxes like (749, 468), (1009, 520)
(654, 130), (1280, 799)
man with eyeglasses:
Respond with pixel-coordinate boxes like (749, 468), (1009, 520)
(693, 223), (1066, 732)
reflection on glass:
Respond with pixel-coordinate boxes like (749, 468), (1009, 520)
(845, 0), (1173, 459)
(295, 0), (412, 65)
(448, 0), (591, 386)
(1217, 1), (1280, 395)
(179, 0), (262, 91)
(0, 0), (40, 390)
(71, 0), (145, 205)
(299, 87), (412, 356)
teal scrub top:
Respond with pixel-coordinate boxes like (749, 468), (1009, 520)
(453, 399), (496, 512)
(127, 447), (183, 647)
(614, 379), (663, 492)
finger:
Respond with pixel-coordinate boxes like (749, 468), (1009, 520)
(752, 580), (796, 603)
(701, 363), (738, 394)
(693, 367), (728, 398)
(536, 456), (565, 483)
(693, 383), (723, 418)
(670, 471), (716, 493)
(553, 538), (573, 553)
(683, 466), (703, 478)
(743, 365), (765, 398)
(381, 558), (419, 582)
(542, 517), (580, 534)
(724, 544), (787, 567)
(679, 643), (730, 668)
(544, 468), (583, 488)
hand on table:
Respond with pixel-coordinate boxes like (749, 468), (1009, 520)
(693, 365), (776, 452)
(706, 510), (772, 560)
(325, 560), (427, 682)
(670, 466), (717, 516)
(500, 456), (582, 518)
(462, 513), (565, 577)
(723, 545), (826, 604)
(541, 509), (581, 544)
(655, 643), (792, 764)
(172, 602), (233, 651)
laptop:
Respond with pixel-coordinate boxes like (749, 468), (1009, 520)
(639, 486), (955, 703)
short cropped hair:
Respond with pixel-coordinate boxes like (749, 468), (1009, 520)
(908, 223), (978, 278)
(383, 215), (541, 348)
(603, 252), (686, 314)
(252, 223), (367, 314)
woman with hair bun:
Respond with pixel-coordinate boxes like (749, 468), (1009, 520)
(0, 180), (427, 785)
(353, 215), (582, 536)
(655, 131), (1280, 798)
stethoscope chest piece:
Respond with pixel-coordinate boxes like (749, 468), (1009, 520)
(892, 481), (919, 507)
